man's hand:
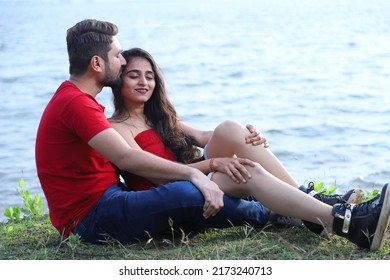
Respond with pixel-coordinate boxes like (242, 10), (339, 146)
(189, 169), (224, 219)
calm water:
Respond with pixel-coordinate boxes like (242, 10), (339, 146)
(0, 0), (389, 221)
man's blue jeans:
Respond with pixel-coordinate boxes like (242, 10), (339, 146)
(72, 181), (268, 244)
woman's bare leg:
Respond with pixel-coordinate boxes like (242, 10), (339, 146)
(206, 120), (300, 188)
(212, 163), (333, 227)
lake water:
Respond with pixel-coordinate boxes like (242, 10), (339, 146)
(0, 0), (389, 221)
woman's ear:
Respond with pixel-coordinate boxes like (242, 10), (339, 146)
(90, 55), (103, 73)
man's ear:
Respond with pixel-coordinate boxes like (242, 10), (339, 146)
(90, 55), (103, 72)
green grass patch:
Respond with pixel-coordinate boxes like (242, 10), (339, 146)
(2, 178), (388, 260)
(1, 214), (389, 260)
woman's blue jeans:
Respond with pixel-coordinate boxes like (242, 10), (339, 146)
(72, 181), (268, 244)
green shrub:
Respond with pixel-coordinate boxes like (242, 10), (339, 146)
(3, 177), (43, 222)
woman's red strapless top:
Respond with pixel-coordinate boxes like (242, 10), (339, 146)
(120, 129), (176, 191)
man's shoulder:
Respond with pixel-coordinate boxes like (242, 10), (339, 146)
(54, 81), (98, 106)
(56, 80), (82, 97)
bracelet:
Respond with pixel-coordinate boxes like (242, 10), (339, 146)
(209, 158), (216, 173)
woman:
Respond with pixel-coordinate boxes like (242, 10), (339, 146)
(109, 48), (390, 250)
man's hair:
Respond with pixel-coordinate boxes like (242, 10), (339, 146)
(66, 19), (118, 76)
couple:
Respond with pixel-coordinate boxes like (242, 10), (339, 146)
(35, 19), (390, 250)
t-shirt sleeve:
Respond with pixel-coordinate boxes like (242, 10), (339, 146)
(63, 94), (112, 143)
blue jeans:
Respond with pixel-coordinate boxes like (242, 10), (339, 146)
(72, 181), (268, 244)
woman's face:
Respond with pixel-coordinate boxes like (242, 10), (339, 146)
(120, 57), (156, 105)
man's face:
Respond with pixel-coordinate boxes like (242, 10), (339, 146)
(101, 36), (126, 87)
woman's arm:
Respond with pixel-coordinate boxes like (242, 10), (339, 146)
(179, 121), (212, 147)
(188, 157), (255, 184)
(179, 121), (268, 148)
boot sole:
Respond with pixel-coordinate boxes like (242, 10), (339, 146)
(371, 184), (390, 250)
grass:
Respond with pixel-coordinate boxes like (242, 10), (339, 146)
(2, 179), (388, 260)
(1, 214), (389, 260)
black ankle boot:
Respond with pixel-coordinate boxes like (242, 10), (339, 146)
(300, 183), (364, 206)
(300, 182), (364, 236)
(332, 183), (390, 250)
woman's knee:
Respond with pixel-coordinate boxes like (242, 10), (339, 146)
(248, 163), (268, 178)
(215, 120), (242, 134)
(212, 120), (246, 143)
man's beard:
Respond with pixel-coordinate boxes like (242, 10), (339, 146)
(103, 76), (122, 88)
(102, 65), (123, 88)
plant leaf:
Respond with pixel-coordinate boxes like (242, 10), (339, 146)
(19, 178), (25, 188)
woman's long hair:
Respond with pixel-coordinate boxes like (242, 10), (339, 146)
(111, 48), (200, 163)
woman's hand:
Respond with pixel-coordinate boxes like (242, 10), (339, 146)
(212, 157), (256, 184)
(245, 124), (269, 148)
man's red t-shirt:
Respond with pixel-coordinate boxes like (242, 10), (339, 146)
(35, 81), (119, 237)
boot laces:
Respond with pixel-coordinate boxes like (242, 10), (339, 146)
(354, 193), (381, 213)
(336, 194), (381, 234)
(307, 182), (344, 202)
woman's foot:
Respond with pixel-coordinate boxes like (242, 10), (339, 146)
(332, 183), (390, 250)
(300, 183), (364, 237)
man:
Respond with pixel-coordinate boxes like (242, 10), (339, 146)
(35, 19), (268, 243)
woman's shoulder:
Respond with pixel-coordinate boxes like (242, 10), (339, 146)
(107, 119), (133, 138)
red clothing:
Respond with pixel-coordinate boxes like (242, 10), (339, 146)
(121, 129), (176, 191)
(35, 81), (118, 237)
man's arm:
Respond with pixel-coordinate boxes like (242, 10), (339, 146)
(88, 128), (224, 218)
